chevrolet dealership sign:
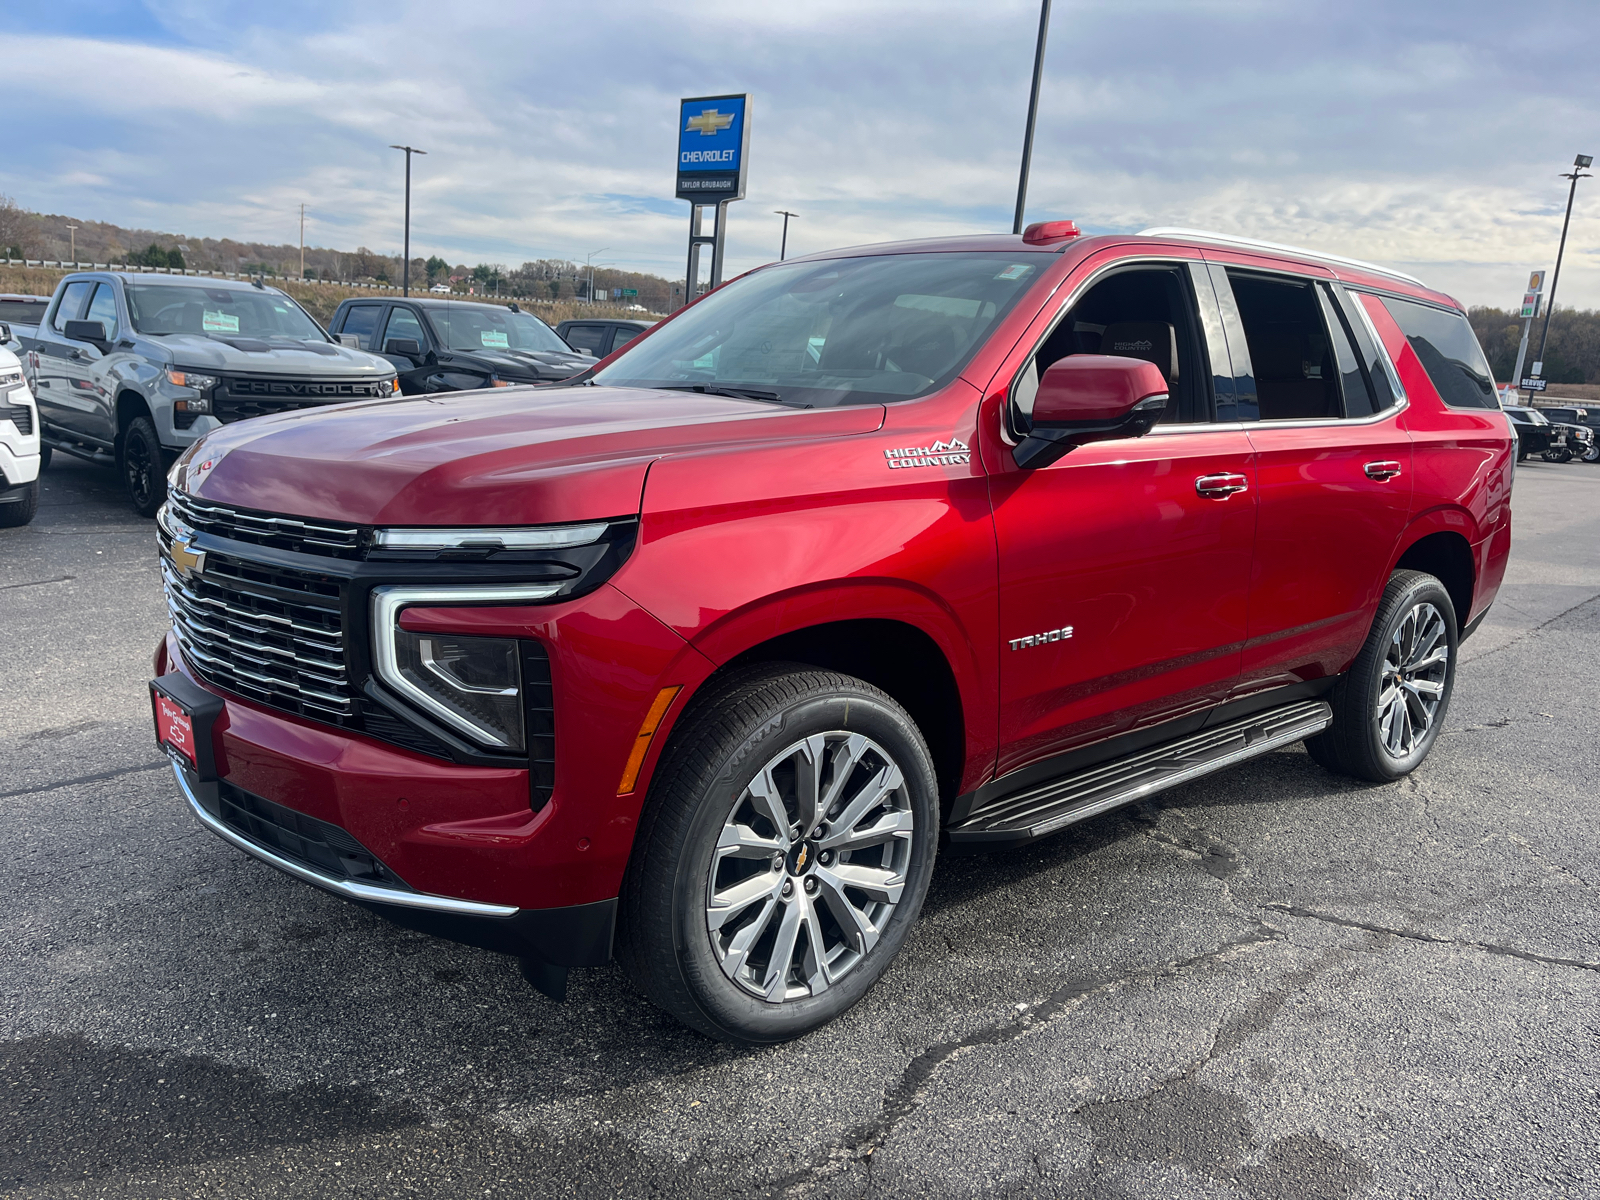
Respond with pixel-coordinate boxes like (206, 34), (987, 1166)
(676, 94), (750, 202)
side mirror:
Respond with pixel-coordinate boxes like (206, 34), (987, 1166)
(0, 322), (10, 344)
(63, 319), (112, 355)
(385, 337), (423, 358)
(1014, 355), (1170, 470)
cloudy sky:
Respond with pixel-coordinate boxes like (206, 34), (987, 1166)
(6, 0), (1599, 307)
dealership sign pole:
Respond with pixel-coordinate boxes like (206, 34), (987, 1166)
(677, 94), (750, 309)
(1511, 270), (1545, 398)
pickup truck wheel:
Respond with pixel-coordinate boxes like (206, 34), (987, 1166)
(121, 415), (167, 518)
(1306, 570), (1457, 782)
(38, 444), (51, 470)
(618, 664), (938, 1044)
(0, 479), (39, 527)
(1583, 442), (1600, 463)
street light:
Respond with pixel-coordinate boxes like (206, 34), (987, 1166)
(1533, 153), (1592, 379)
(66, 224), (78, 264)
(389, 144), (427, 295)
(585, 247), (609, 304)
(775, 210), (798, 260)
(1012, 0), (1052, 234)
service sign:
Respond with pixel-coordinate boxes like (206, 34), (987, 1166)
(1521, 377), (1548, 392)
(676, 94), (750, 203)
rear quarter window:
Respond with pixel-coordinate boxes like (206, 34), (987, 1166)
(1381, 296), (1498, 410)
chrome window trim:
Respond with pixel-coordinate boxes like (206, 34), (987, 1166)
(370, 583), (562, 749)
(1136, 227), (1426, 287)
(172, 762), (520, 917)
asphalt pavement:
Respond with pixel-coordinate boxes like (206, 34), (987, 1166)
(2, 454), (1596, 1200)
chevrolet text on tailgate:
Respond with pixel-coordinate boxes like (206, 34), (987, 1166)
(151, 224), (1513, 1043)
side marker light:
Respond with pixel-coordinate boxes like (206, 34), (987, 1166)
(617, 686), (682, 795)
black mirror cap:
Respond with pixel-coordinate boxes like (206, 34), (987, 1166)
(63, 319), (112, 351)
(1013, 394), (1168, 470)
(385, 338), (423, 357)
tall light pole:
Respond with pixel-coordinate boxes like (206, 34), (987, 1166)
(775, 210), (798, 260)
(585, 247), (609, 304)
(1533, 153), (1593, 378)
(1012, 0), (1052, 234)
(66, 224), (78, 264)
(299, 203), (306, 280)
(389, 145), (427, 295)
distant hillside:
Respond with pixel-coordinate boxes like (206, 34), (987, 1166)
(1469, 306), (1600, 386)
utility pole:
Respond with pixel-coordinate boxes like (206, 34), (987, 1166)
(1532, 153), (1593, 379)
(299, 203), (306, 279)
(586, 247), (609, 304)
(388, 144), (427, 295)
(1012, 0), (1052, 234)
(66, 224), (78, 264)
(775, 210), (798, 260)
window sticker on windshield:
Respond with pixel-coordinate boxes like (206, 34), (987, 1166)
(994, 264), (1034, 281)
(203, 310), (240, 333)
(480, 330), (510, 349)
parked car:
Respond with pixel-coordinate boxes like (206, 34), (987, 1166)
(328, 297), (592, 393)
(151, 223), (1512, 1043)
(1544, 420), (1595, 463)
(19, 272), (397, 515)
(555, 317), (653, 358)
(0, 333), (42, 526)
(0, 293), (50, 353)
(1504, 405), (1562, 461)
(1538, 405), (1600, 462)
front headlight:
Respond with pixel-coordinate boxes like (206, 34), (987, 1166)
(165, 367), (218, 391)
(371, 584), (562, 751)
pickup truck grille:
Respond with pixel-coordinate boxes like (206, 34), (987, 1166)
(216, 376), (388, 423)
(161, 551), (355, 719)
(168, 490), (363, 559)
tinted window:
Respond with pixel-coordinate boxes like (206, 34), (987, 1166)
(86, 283), (120, 341)
(1382, 296), (1497, 409)
(433, 305), (569, 353)
(611, 326), (642, 351)
(1226, 273), (1340, 421)
(52, 281), (94, 332)
(126, 285), (325, 341)
(0, 299), (47, 324)
(1332, 286), (1395, 412)
(383, 306), (426, 350)
(595, 252), (1049, 408)
(1315, 284), (1374, 417)
(339, 304), (384, 350)
(563, 324), (606, 354)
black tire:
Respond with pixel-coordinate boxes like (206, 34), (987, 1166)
(1584, 442), (1600, 464)
(38, 443), (51, 470)
(618, 663), (939, 1044)
(0, 478), (38, 527)
(1305, 570), (1458, 782)
(120, 414), (167, 518)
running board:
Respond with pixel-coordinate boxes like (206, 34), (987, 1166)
(947, 699), (1332, 851)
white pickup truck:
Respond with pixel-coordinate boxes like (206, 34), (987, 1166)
(0, 327), (41, 526)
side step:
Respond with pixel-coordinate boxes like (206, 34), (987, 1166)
(948, 699), (1332, 851)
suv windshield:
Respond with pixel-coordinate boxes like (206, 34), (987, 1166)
(126, 285), (326, 341)
(431, 305), (568, 353)
(592, 252), (1050, 407)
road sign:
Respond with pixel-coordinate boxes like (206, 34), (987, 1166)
(1527, 270), (1547, 292)
(1521, 377), (1548, 392)
(1520, 292), (1542, 319)
(676, 94), (750, 203)
(621, 288), (638, 297)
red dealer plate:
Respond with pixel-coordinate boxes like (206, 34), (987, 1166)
(154, 690), (198, 767)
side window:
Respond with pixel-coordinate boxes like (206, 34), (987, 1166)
(1380, 296), (1497, 409)
(1330, 287), (1396, 412)
(1225, 272), (1340, 421)
(1315, 284), (1375, 417)
(611, 326), (642, 351)
(1013, 266), (1209, 428)
(382, 306), (427, 351)
(85, 283), (120, 341)
(51, 281), (95, 333)
(563, 324), (607, 355)
(339, 304), (384, 351)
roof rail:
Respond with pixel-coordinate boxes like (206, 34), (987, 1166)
(1136, 227), (1425, 287)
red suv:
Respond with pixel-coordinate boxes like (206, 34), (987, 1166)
(151, 223), (1513, 1043)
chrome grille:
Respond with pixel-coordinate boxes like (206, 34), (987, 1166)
(161, 552), (355, 718)
(168, 489), (363, 559)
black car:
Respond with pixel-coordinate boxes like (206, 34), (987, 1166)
(555, 318), (652, 358)
(1539, 405), (1600, 462)
(1504, 405), (1562, 461)
(328, 297), (593, 394)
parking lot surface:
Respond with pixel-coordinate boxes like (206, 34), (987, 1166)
(2, 456), (1597, 1200)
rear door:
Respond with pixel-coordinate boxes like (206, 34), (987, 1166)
(1208, 260), (1414, 693)
(562, 323), (607, 356)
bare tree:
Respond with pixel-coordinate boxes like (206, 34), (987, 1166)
(0, 194), (40, 258)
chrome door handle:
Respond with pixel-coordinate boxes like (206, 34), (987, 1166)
(1364, 460), (1402, 481)
(1195, 473), (1249, 499)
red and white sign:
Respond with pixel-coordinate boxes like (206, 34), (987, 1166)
(154, 692), (196, 766)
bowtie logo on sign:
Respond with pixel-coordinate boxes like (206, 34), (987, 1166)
(685, 109), (735, 136)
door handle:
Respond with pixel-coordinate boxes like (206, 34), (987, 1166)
(1195, 473), (1249, 499)
(1364, 461), (1402, 481)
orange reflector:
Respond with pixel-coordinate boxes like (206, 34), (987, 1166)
(491, 379), (512, 387)
(616, 686), (682, 795)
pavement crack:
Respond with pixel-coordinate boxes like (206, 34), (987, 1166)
(0, 760), (169, 799)
(1461, 588), (1600, 664)
(771, 919), (1286, 1196)
(1265, 903), (1600, 974)
(0, 574), (75, 590)
(1504, 833), (1593, 891)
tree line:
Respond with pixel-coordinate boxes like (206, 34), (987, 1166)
(1467, 307), (1600, 386)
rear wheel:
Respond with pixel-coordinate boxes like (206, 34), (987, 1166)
(121, 414), (167, 518)
(0, 478), (38, 527)
(618, 664), (938, 1044)
(1306, 570), (1457, 782)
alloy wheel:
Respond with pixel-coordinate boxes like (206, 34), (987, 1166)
(1375, 601), (1450, 759)
(705, 731), (913, 1003)
(126, 430), (156, 509)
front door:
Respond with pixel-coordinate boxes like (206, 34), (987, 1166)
(33, 280), (96, 439)
(988, 260), (1257, 777)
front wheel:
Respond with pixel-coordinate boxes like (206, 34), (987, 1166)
(1306, 570), (1457, 782)
(0, 478), (39, 527)
(618, 664), (939, 1044)
(1583, 441), (1600, 463)
(121, 414), (167, 518)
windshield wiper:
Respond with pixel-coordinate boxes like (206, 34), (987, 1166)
(659, 383), (786, 403)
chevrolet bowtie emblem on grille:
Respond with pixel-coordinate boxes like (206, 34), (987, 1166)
(685, 108), (735, 135)
(168, 535), (206, 581)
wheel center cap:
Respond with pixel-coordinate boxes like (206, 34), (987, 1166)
(788, 842), (814, 875)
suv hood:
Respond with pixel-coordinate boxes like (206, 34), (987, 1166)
(180, 385), (884, 526)
(471, 347), (591, 378)
(146, 334), (392, 377)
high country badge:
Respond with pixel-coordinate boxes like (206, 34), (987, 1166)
(885, 438), (970, 469)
